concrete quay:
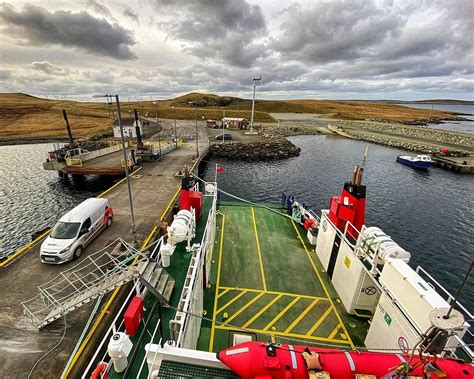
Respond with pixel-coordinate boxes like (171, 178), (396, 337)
(0, 134), (208, 378)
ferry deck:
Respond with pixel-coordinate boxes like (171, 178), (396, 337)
(99, 197), (369, 378)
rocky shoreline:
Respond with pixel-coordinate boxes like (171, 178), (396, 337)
(209, 138), (301, 161)
(333, 120), (474, 154)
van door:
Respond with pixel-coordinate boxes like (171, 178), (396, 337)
(80, 217), (93, 246)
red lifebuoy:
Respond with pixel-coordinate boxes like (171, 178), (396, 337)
(49, 152), (56, 161)
(90, 361), (108, 379)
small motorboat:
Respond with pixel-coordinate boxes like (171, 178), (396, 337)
(396, 154), (433, 170)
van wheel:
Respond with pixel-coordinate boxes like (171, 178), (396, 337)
(73, 246), (83, 260)
(107, 217), (113, 228)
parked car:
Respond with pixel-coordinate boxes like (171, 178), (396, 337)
(215, 133), (232, 141)
(40, 198), (113, 264)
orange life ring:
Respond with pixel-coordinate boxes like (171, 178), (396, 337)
(90, 361), (108, 379)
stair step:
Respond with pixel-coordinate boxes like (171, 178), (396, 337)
(141, 261), (156, 280)
(156, 273), (169, 294)
(162, 278), (175, 302)
(148, 268), (163, 288)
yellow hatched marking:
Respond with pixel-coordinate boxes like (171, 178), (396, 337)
(263, 296), (301, 331)
(217, 288), (231, 299)
(291, 220), (354, 348)
(251, 207), (267, 291)
(306, 306), (333, 336)
(216, 290), (248, 315)
(215, 325), (351, 345)
(328, 323), (342, 340)
(224, 292), (266, 325)
(218, 286), (328, 302)
(242, 294), (283, 328)
(284, 298), (320, 333)
(209, 213), (225, 352)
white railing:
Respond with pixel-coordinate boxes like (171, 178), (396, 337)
(172, 184), (218, 348)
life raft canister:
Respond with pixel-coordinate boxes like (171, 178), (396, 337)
(217, 341), (474, 379)
(90, 361), (108, 379)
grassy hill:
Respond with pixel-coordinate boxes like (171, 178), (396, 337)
(0, 92), (462, 142)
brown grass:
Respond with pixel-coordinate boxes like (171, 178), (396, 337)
(0, 92), (459, 141)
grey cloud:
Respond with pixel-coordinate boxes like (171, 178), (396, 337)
(123, 7), (139, 23)
(29, 61), (70, 76)
(0, 4), (137, 60)
(272, 1), (405, 63)
(153, 0), (267, 67)
(87, 0), (112, 18)
(0, 70), (12, 80)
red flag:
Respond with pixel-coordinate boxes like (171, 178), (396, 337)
(217, 166), (224, 173)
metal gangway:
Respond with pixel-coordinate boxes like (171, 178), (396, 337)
(22, 239), (151, 329)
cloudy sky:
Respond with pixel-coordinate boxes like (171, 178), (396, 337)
(0, 0), (472, 101)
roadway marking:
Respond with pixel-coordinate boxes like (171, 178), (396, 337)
(217, 288), (231, 299)
(328, 323), (342, 340)
(306, 305), (333, 336)
(291, 220), (354, 348)
(263, 296), (301, 331)
(223, 292), (266, 325)
(218, 286), (328, 302)
(215, 325), (351, 345)
(216, 290), (248, 315)
(242, 294), (283, 329)
(284, 298), (320, 333)
(251, 207), (267, 291)
(209, 213), (225, 352)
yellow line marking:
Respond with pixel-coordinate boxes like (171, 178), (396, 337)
(160, 186), (181, 222)
(242, 294), (283, 329)
(306, 306), (333, 336)
(291, 220), (354, 348)
(215, 325), (351, 345)
(209, 213), (225, 352)
(217, 288), (231, 299)
(223, 292), (266, 325)
(251, 207), (267, 291)
(97, 166), (143, 198)
(0, 228), (51, 268)
(218, 286), (328, 302)
(263, 296), (301, 331)
(216, 290), (248, 315)
(284, 298), (320, 333)
(328, 323), (342, 340)
(64, 224), (156, 378)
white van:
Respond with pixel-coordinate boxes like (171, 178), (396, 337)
(40, 198), (113, 264)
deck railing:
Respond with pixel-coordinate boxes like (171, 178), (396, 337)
(171, 182), (218, 348)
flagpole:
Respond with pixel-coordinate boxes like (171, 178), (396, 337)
(214, 163), (218, 184)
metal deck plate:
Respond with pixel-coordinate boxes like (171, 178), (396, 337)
(157, 360), (239, 379)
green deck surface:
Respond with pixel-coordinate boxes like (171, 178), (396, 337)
(199, 203), (368, 353)
(109, 201), (369, 378)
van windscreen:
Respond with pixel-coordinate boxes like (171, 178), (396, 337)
(50, 222), (80, 239)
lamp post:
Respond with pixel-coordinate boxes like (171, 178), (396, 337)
(152, 101), (161, 156)
(94, 94), (137, 243)
(171, 106), (178, 149)
(188, 101), (199, 158)
(250, 76), (262, 134)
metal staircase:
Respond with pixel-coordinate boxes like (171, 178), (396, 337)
(139, 261), (175, 304)
(22, 238), (173, 329)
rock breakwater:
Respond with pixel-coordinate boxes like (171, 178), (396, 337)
(210, 139), (301, 161)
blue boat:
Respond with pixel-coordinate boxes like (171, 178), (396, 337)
(396, 154), (433, 169)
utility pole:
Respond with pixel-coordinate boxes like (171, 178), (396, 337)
(250, 76), (262, 134)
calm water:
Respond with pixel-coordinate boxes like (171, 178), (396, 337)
(202, 135), (474, 309)
(0, 143), (116, 258)
(0, 138), (472, 309)
(399, 103), (474, 134)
